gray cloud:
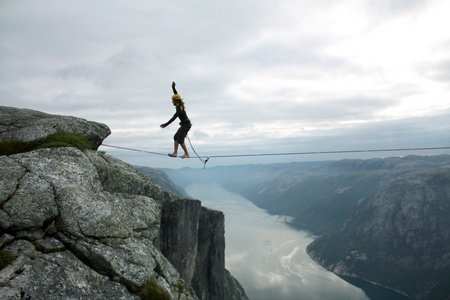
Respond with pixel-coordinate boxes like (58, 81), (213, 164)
(365, 0), (431, 17)
(58, 45), (146, 89)
(419, 58), (450, 82)
(1, 0), (449, 168)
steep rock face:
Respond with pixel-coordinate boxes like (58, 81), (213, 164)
(307, 166), (450, 299)
(157, 199), (247, 300)
(0, 107), (247, 300)
(193, 207), (226, 300)
(0, 106), (110, 149)
(342, 166), (450, 255)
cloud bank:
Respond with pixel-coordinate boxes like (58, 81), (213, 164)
(1, 0), (449, 168)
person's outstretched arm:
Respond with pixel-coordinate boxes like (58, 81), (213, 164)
(160, 111), (178, 128)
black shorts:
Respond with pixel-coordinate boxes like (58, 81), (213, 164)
(173, 123), (191, 144)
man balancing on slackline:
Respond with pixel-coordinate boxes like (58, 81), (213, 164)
(160, 82), (192, 158)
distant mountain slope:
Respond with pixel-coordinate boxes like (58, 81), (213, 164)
(307, 166), (450, 299)
(310, 155), (450, 173)
(135, 166), (189, 197)
(162, 161), (330, 191)
(238, 155), (450, 233)
(242, 169), (399, 233)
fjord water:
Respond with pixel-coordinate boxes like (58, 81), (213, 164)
(185, 183), (370, 300)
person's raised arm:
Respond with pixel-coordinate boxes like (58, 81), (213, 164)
(172, 82), (178, 95)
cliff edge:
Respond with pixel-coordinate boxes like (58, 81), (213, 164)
(0, 106), (247, 300)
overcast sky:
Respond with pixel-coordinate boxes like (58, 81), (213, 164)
(1, 0), (450, 168)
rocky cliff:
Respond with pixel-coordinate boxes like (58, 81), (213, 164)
(307, 166), (450, 299)
(0, 106), (247, 300)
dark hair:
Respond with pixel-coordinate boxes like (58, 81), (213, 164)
(174, 99), (185, 108)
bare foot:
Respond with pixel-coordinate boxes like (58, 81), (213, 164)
(168, 153), (177, 157)
(180, 154), (190, 159)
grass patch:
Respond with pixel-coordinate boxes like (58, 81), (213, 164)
(0, 250), (16, 270)
(0, 138), (29, 156)
(135, 279), (171, 300)
(0, 132), (93, 155)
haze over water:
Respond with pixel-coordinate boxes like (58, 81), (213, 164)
(185, 183), (370, 300)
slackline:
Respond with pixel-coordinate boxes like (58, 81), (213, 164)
(202, 146), (450, 158)
(101, 144), (450, 167)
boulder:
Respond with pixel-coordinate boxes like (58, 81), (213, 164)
(3, 173), (58, 231)
(3, 239), (138, 300)
(0, 106), (110, 149)
(0, 156), (26, 205)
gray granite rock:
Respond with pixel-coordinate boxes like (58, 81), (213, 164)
(0, 106), (110, 149)
(0, 107), (248, 300)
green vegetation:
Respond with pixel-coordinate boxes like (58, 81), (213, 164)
(177, 279), (189, 299)
(135, 279), (171, 300)
(0, 132), (92, 155)
(0, 250), (16, 270)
